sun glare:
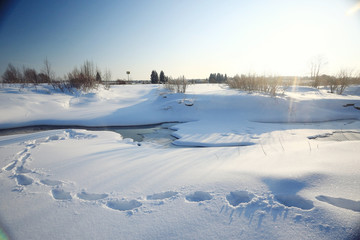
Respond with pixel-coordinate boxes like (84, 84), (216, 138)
(346, 2), (360, 16)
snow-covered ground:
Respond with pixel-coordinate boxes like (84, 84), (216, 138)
(0, 84), (359, 239)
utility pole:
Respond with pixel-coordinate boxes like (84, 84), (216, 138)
(126, 71), (130, 82)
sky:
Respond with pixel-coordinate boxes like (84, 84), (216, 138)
(0, 0), (359, 80)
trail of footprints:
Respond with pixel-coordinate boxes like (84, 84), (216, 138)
(2, 131), (359, 215)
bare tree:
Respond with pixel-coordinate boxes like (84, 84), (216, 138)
(102, 68), (112, 90)
(2, 64), (22, 83)
(336, 69), (353, 95)
(23, 67), (38, 86)
(309, 55), (326, 88)
(41, 57), (55, 84)
(325, 75), (338, 93)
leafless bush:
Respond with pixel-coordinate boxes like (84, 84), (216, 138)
(67, 61), (99, 92)
(227, 74), (282, 96)
(336, 69), (352, 95)
(2, 64), (22, 83)
(102, 68), (111, 90)
(41, 58), (55, 84)
(164, 75), (188, 93)
(23, 67), (38, 87)
(325, 75), (338, 93)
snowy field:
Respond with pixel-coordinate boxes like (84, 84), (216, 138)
(0, 84), (359, 239)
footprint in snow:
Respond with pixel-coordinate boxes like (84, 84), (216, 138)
(185, 191), (212, 202)
(40, 179), (63, 186)
(16, 174), (33, 186)
(51, 189), (72, 200)
(106, 199), (142, 211)
(3, 161), (17, 171)
(16, 166), (32, 174)
(146, 191), (178, 200)
(77, 191), (108, 201)
(316, 195), (360, 212)
(275, 194), (314, 210)
(226, 190), (254, 207)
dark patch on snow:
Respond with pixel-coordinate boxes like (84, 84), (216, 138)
(226, 190), (254, 207)
(106, 199), (142, 211)
(316, 195), (360, 212)
(308, 131), (360, 141)
(275, 194), (314, 210)
(185, 191), (212, 202)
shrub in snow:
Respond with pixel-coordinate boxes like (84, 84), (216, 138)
(67, 61), (100, 92)
(227, 74), (282, 97)
(2, 64), (22, 84)
(164, 75), (188, 93)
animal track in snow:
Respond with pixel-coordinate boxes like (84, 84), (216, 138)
(40, 179), (63, 186)
(16, 166), (32, 173)
(51, 189), (72, 200)
(275, 194), (314, 210)
(226, 190), (254, 207)
(106, 199), (142, 211)
(316, 195), (360, 212)
(3, 161), (17, 171)
(77, 191), (108, 201)
(146, 191), (178, 200)
(15, 174), (33, 186)
(185, 191), (212, 202)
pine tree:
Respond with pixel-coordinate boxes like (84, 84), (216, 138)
(96, 72), (102, 82)
(151, 70), (159, 84)
(209, 73), (216, 83)
(159, 70), (165, 84)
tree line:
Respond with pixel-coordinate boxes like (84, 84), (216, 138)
(1, 59), (111, 92)
(208, 73), (227, 83)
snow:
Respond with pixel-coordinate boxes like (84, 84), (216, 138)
(0, 84), (360, 239)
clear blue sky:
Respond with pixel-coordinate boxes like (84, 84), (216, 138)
(0, 0), (359, 80)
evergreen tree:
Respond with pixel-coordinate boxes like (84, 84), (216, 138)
(159, 70), (165, 84)
(208, 73), (227, 83)
(151, 70), (159, 84)
(209, 73), (216, 83)
(96, 72), (102, 82)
